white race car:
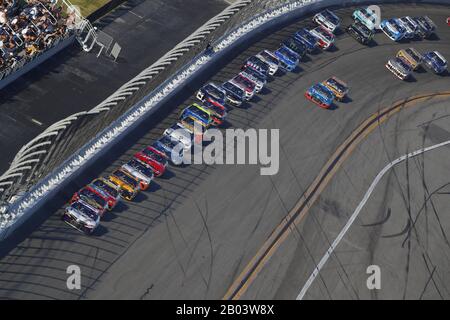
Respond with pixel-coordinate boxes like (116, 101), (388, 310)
(313, 9), (341, 33)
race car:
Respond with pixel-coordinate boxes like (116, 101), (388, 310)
(385, 57), (412, 80)
(255, 50), (279, 75)
(181, 103), (215, 126)
(70, 186), (108, 217)
(230, 74), (257, 100)
(304, 83), (335, 109)
(243, 56), (271, 77)
(346, 21), (374, 45)
(164, 122), (194, 151)
(152, 135), (185, 166)
(422, 51), (447, 74)
(309, 25), (335, 50)
(221, 81), (245, 107)
(122, 158), (154, 190)
(294, 28), (319, 52)
(274, 46), (299, 72)
(313, 9), (341, 33)
(447, 16), (450, 26)
(62, 200), (101, 235)
(322, 77), (349, 101)
(414, 16), (436, 38)
(134, 146), (168, 177)
(108, 169), (141, 201)
(180, 116), (209, 144)
(282, 37), (307, 59)
(89, 178), (120, 210)
(196, 83), (227, 107)
(396, 48), (422, 70)
(397, 16), (419, 39)
(352, 7), (378, 31)
(380, 18), (406, 41)
(240, 69), (266, 93)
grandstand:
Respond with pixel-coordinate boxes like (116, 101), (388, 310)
(0, 0), (76, 80)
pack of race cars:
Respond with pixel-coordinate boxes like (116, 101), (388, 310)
(62, 7), (448, 234)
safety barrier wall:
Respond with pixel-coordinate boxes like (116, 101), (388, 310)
(1, 0), (449, 240)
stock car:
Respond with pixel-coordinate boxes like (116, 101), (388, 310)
(274, 46), (299, 71)
(385, 57), (412, 80)
(422, 51), (447, 74)
(152, 135), (185, 165)
(282, 37), (307, 59)
(108, 169), (141, 201)
(352, 7), (378, 31)
(89, 178), (120, 210)
(397, 16), (419, 39)
(240, 69), (266, 92)
(447, 16), (450, 26)
(122, 158), (154, 191)
(346, 21), (374, 45)
(294, 28), (319, 52)
(256, 50), (279, 75)
(134, 146), (168, 177)
(70, 186), (108, 217)
(231, 74), (257, 99)
(243, 56), (271, 77)
(304, 83), (335, 109)
(309, 25), (335, 50)
(322, 77), (349, 101)
(397, 48), (422, 70)
(380, 19), (406, 41)
(164, 122), (194, 150)
(414, 16), (436, 38)
(181, 103), (215, 126)
(313, 9), (341, 33)
(221, 81), (245, 107)
(62, 200), (101, 235)
(203, 100), (227, 125)
(180, 116), (209, 143)
(196, 83), (227, 107)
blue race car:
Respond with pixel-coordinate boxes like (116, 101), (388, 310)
(152, 135), (184, 165)
(274, 46), (299, 72)
(304, 83), (335, 109)
(380, 18), (406, 41)
(422, 51), (447, 74)
(294, 28), (318, 52)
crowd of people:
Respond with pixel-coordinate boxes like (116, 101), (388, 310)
(0, 0), (75, 73)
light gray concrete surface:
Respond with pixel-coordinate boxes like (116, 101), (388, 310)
(0, 3), (449, 300)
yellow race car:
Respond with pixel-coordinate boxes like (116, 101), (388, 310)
(396, 48), (422, 71)
(322, 76), (349, 101)
(108, 169), (140, 201)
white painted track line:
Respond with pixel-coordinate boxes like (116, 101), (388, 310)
(296, 140), (450, 300)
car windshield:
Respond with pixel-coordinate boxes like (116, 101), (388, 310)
(259, 51), (278, 65)
(205, 85), (224, 101)
(113, 170), (138, 188)
(431, 53), (445, 66)
(316, 85), (333, 100)
(92, 180), (118, 198)
(326, 78), (346, 92)
(80, 188), (106, 207)
(223, 82), (244, 96)
(71, 202), (97, 220)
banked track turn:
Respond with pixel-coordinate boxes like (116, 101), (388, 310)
(0, 3), (450, 299)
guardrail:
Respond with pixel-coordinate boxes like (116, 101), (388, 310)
(1, 0), (450, 239)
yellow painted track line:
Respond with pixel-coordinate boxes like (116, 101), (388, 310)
(223, 91), (450, 300)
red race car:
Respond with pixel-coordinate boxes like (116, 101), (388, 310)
(70, 186), (109, 217)
(447, 17), (450, 26)
(134, 146), (168, 177)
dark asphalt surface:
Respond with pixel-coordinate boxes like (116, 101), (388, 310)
(0, 0), (228, 174)
(0, 3), (449, 300)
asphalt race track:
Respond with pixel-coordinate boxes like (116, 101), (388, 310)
(0, 2), (450, 300)
(0, 0), (228, 174)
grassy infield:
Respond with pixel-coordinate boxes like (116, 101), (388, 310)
(68, 0), (111, 16)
